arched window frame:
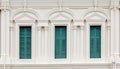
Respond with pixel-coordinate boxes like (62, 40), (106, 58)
(11, 10), (39, 63)
(83, 11), (110, 62)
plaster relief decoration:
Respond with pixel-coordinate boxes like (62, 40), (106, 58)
(84, 12), (108, 22)
(49, 11), (73, 20)
(14, 12), (36, 20)
(12, 10), (39, 23)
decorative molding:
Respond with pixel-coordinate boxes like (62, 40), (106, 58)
(80, 26), (84, 30)
(84, 19), (87, 24)
(70, 19), (74, 24)
(47, 8), (76, 20)
(1, 9), (10, 12)
(12, 20), (16, 23)
(12, 8), (40, 20)
(106, 26), (111, 30)
(37, 26), (49, 31)
(82, 8), (110, 21)
(72, 25), (84, 30)
(77, 25), (80, 29)
(35, 20), (38, 24)
(11, 20), (37, 23)
(44, 26), (49, 31)
(9, 26), (15, 31)
(14, 13), (35, 20)
(105, 19), (108, 23)
(72, 26), (77, 30)
(48, 20), (51, 24)
(83, 19), (107, 22)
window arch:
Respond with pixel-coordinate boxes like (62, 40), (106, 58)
(11, 9), (38, 59)
(48, 9), (75, 20)
(81, 8), (110, 21)
(84, 11), (108, 21)
(12, 9), (39, 21)
(83, 10), (110, 60)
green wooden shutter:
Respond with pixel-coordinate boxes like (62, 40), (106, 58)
(55, 26), (67, 58)
(19, 26), (31, 59)
(90, 26), (101, 58)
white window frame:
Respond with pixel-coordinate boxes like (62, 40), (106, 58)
(50, 21), (71, 63)
(85, 21), (106, 62)
(15, 23), (36, 63)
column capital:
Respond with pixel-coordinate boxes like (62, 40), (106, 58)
(72, 25), (85, 30)
(9, 26), (15, 31)
(80, 26), (84, 30)
(106, 26), (111, 30)
(37, 26), (49, 31)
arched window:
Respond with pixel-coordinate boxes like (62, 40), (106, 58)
(84, 11), (110, 59)
(12, 11), (38, 59)
(48, 10), (74, 59)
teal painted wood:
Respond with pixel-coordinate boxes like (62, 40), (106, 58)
(19, 27), (31, 59)
(55, 26), (67, 58)
(90, 26), (101, 58)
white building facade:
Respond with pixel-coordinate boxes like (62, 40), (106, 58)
(0, 0), (120, 69)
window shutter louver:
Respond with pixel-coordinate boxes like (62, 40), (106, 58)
(20, 27), (31, 59)
(90, 26), (101, 58)
(55, 26), (67, 58)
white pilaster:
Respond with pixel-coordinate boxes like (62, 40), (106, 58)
(72, 26), (77, 61)
(80, 25), (85, 62)
(105, 21), (111, 62)
(1, 9), (10, 63)
(41, 27), (45, 62)
(110, 0), (119, 62)
(5, 10), (10, 63)
(44, 26), (49, 62)
(1, 10), (5, 63)
(36, 26), (42, 63)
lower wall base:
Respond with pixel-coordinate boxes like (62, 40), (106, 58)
(0, 64), (116, 69)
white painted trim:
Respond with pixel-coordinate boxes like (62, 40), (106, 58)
(47, 8), (76, 20)
(85, 22), (106, 62)
(14, 22), (36, 64)
(81, 8), (110, 20)
(50, 21), (71, 63)
(12, 8), (40, 20)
